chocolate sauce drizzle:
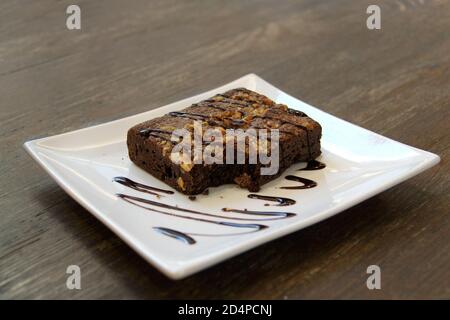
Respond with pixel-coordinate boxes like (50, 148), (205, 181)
(153, 227), (196, 245)
(222, 208), (295, 218)
(138, 128), (177, 144)
(281, 175), (317, 190)
(138, 90), (314, 162)
(139, 128), (173, 136)
(300, 160), (326, 171)
(287, 108), (308, 117)
(247, 194), (296, 206)
(113, 176), (302, 244)
(165, 97), (313, 158)
(168, 111), (208, 121)
(113, 176), (174, 196)
(117, 193), (268, 230)
(153, 226), (272, 245)
(168, 111), (246, 127)
(113, 178), (290, 221)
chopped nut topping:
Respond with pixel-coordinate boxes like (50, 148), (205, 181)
(160, 125), (176, 131)
(253, 107), (268, 116)
(180, 162), (194, 172)
(161, 144), (172, 156)
(177, 177), (185, 190)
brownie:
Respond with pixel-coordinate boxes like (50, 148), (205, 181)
(127, 88), (322, 195)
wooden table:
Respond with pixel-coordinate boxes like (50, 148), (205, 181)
(1, 0), (449, 299)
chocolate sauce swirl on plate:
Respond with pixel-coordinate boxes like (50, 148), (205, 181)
(117, 193), (268, 230)
(281, 175), (317, 190)
(300, 160), (326, 171)
(222, 208), (295, 218)
(113, 176), (174, 196)
(113, 154), (325, 243)
(153, 225), (274, 245)
(113, 178), (293, 221)
(153, 227), (196, 245)
(247, 194), (296, 206)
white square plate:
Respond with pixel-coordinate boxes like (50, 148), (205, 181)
(24, 74), (440, 279)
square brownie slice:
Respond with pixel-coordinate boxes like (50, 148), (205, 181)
(127, 88), (321, 195)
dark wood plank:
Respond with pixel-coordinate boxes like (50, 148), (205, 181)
(0, 0), (449, 299)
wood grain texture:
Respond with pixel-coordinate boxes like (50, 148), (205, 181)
(0, 0), (449, 299)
